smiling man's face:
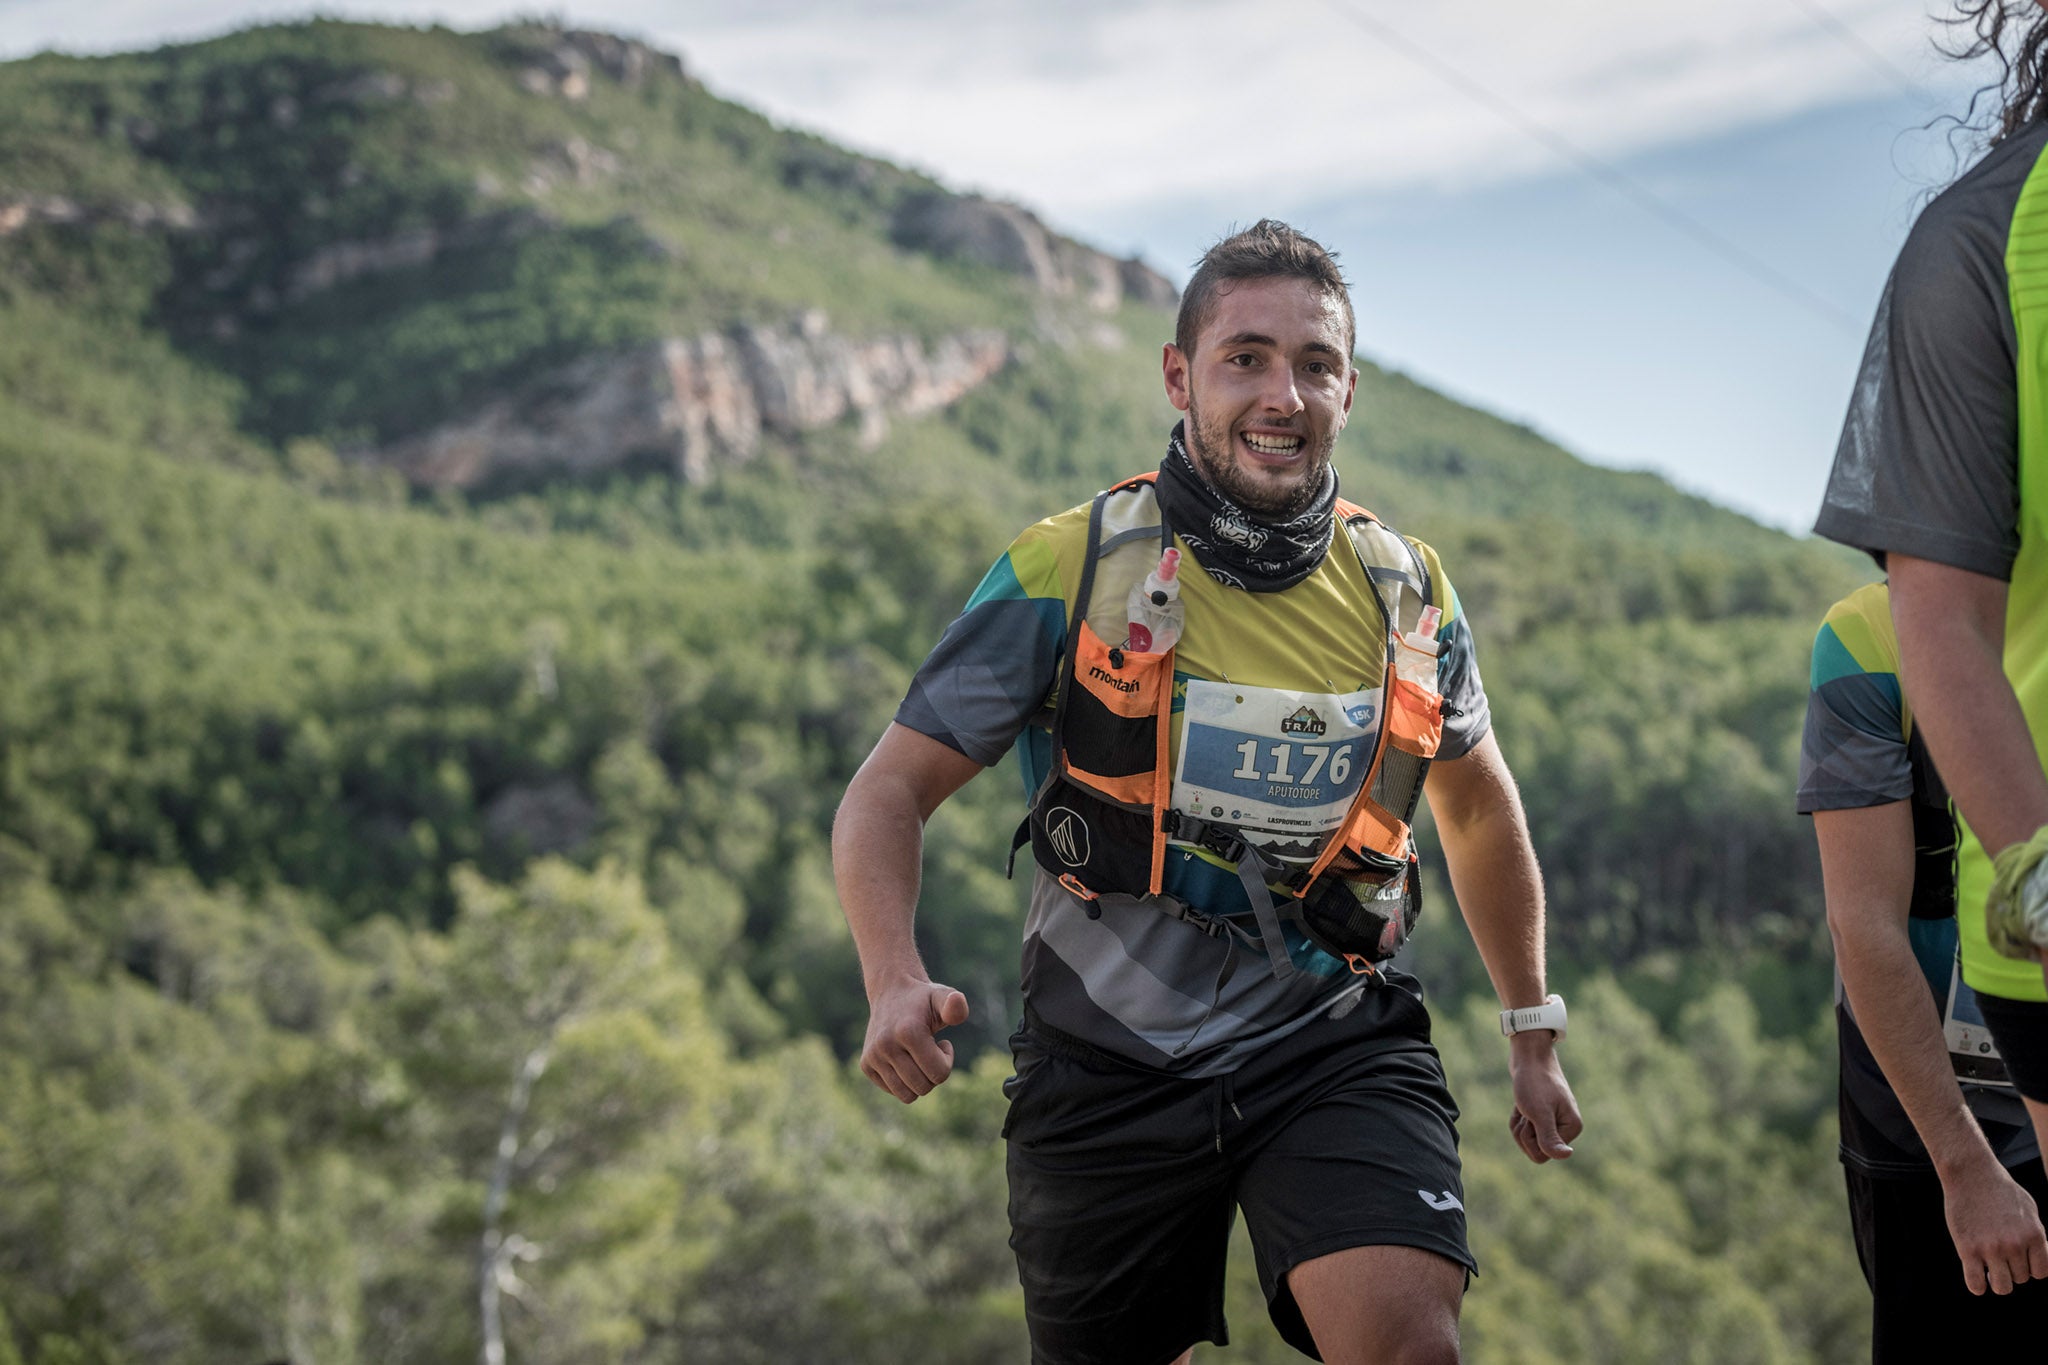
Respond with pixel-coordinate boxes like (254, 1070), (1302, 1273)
(1162, 275), (1357, 518)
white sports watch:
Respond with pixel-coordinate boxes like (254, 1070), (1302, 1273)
(1499, 993), (1567, 1040)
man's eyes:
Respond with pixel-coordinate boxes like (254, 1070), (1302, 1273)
(1222, 353), (1336, 374)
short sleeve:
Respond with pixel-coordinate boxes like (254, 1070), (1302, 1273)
(894, 522), (1071, 767)
(1813, 142), (2032, 578)
(1795, 592), (1912, 813)
(1412, 539), (1490, 760)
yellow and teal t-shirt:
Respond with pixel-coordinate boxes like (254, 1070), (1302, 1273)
(896, 479), (1489, 1074)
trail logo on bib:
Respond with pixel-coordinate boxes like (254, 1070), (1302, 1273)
(1047, 807), (1090, 867)
(1280, 706), (1327, 738)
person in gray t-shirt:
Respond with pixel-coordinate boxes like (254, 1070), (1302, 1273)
(1814, 0), (2048, 1308)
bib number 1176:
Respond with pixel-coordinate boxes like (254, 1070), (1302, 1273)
(1232, 739), (1355, 786)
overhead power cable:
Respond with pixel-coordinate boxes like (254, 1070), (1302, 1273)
(1787, 0), (1933, 104)
(1320, 0), (1867, 338)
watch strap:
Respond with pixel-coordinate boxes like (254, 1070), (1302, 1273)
(1500, 993), (1567, 1039)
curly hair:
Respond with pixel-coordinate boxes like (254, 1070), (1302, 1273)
(1174, 220), (1354, 361)
(1942, 0), (2048, 143)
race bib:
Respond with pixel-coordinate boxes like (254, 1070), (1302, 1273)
(1173, 679), (1380, 868)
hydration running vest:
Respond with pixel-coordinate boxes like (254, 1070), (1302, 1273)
(1011, 473), (1446, 980)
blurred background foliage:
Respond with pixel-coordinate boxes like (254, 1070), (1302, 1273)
(0, 17), (1874, 1363)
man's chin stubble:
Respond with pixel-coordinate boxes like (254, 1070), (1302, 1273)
(1220, 460), (1324, 520)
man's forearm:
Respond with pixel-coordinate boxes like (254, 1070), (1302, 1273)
(1835, 919), (2000, 1179)
(831, 724), (984, 999)
(1428, 738), (1547, 1008)
(1890, 555), (2048, 854)
(833, 772), (935, 998)
(834, 725), (986, 1102)
(1441, 808), (1547, 1007)
(1424, 734), (1581, 1161)
(1817, 801), (1997, 1179)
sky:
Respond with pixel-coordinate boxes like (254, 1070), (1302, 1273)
(0, 1), (2018, 531)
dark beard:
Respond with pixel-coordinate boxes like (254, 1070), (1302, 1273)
(1185, 392), (1333, 520)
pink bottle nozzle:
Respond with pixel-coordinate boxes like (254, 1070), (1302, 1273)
(1157, 547), (1181, 582)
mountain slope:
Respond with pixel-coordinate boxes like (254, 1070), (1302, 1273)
(0, 15), (1867, 968)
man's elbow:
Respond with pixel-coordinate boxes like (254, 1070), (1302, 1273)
(1822, 898), (1855, 962)
(836, 724), (983, 838)
(1822, 897), (1911, 975)
(1428, 747), (1525, 840)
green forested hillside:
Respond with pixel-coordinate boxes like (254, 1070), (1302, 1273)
(0, 19), (1875, 1364)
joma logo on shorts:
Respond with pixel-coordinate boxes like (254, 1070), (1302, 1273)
(1089, 666), (1139, 692)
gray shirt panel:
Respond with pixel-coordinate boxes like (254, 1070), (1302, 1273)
(1813, 125), (2048, 577)
(1795, 672), (1914, 815)
(1020, 870), (1405, 1077)
(897, 597), (1061, 766)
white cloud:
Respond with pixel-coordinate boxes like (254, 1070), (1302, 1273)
(1, 1), (1979, 221)
(649, 0), (1976, 218)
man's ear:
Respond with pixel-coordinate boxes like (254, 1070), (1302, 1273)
(1162, 343), (1192, 413)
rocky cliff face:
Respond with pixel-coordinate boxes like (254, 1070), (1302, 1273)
(504, 27), (690, 100)
(0, 193), (196, 236)
(893, 192), (1177, 311)
(371, 310), (1010, 488)
(0, 20), (1177, 494)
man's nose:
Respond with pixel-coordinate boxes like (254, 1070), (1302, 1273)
(1260, 367), (1304, 415)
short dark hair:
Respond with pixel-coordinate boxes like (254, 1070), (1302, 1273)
(1175, 219), (1355, 360)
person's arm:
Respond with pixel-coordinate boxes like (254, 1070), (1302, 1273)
(1888, 555), (2048, 858)
(1815, 800), (2048, 1295)
(1424, 731), (1582, 1164)
(832, 722), (985, 1103)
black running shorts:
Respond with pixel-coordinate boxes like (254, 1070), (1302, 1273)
(1003, 986), (1473, 1365)
(1975, 991), (2048, 1103)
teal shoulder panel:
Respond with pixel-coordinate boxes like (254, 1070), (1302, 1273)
(1810, 621), (1899, 701)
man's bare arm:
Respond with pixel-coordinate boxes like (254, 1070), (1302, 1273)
(1816, 801), (2048, 1294)
(1889, 553), (2048, 1205)
(832, 722), (984, 1102)
(1424, 731), (1582, 1163)
(1888, 555), (2048, 855)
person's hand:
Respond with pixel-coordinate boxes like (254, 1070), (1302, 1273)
(1941, 1155), (2048, 1294)
(1506, 1031), (1581, 1163)
(860, 977), (971, 1103)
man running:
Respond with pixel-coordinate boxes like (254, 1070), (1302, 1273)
(1799, 582), (2046, 1356)
(834, 220), (1579, 1364)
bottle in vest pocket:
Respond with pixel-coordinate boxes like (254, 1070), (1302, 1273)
(1396, 603), (1442, 686)
(1125, 547), (1184, 654)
